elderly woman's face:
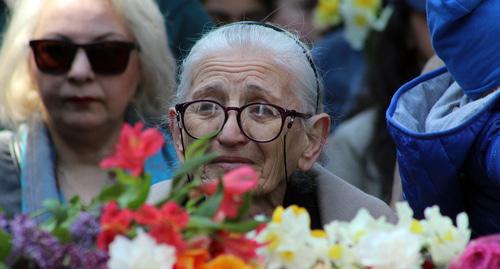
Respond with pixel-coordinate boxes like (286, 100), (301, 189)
(177, 50), (310, 196)
(29, 0), (140, 132)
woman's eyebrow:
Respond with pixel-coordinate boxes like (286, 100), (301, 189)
(191, 84), (224, 99)
(245, 84), (278, 99)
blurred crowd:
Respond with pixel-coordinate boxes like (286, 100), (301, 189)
(0, 0), (430, 205)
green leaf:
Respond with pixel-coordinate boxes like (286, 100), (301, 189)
(0, 262), (9, 269)
(234, 193), (252, 220)
(184, 133), (216, 161)
(0, 230), (11, 261)
(114, 169), (141, 186)
(126, 175), (151, 210)
(51, 227), (71, 243)
(172, 153), (217, 184)
(193, 192), (223, 217)
(187, 216), (220, 230)
(117, 176), (151, 210)
(221, 219), (264, 233)
(95, 183), (125, 204)
(167, 181), (200, 205)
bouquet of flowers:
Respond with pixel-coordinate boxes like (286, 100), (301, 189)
(313, 0), (393, 50)
(0, 123), (492, 269)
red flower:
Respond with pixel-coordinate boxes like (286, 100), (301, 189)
(135, 202), (189, 251)
(210, 231), (262, 263)
(215, 166), (259, 220)
(97, 201), (134, 250)
(100, 122), (164, 176)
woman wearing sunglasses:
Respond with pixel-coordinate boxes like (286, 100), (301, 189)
(0, 0), (177, 217)
(152, 22), (396, 227)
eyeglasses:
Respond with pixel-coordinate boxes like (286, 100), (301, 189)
(29, 39), (139, 75)
(175, 100), (312, 143)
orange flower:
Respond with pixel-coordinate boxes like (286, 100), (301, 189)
(204, 255), (254, 269)
(100, 122), (164, 176)
(175, 249), (210, 269)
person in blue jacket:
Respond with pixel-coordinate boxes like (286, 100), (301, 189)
(386, 0), (499, 236)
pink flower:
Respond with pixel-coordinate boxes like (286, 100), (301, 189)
(450, 234), (500, 269)
(100, 122), (164, 176)
(203, 166), (259, 221)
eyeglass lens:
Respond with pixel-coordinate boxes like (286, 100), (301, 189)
(29, 40), (137, 75)
(182, 101), (284, 142)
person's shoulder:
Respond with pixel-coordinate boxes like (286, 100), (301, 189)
(312, 164), (397, 224)
(0, 129), (22, 217)
(333, 108), (376, 142)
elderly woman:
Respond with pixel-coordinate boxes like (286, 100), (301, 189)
(0, 0), (177, 217)
(161, 22), (395, 228)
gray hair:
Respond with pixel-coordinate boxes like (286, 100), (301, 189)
(0, 0), (176, 128)
(175, 22), (323, 115)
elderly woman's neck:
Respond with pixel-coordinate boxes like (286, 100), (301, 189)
(47, 123), (121, 165)
(250, 180), (287, 217)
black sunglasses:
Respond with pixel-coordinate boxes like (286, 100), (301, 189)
(29, 39), (139, 75)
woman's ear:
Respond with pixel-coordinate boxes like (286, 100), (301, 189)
(297, 113), (330, 171)
(169, 107), (184, 162)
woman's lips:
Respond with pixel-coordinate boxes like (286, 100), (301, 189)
(209, 156), (254, 170)
(66, 96), (99, 104)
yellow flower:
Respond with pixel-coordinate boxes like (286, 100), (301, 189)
(311, 229), (327, 238)
(318, 0), (340, 15)
(410, 219), (424, 234)
(204, 255), (254, 269)
(328, 244), (343, 261)
(353, 0), (380, 10)
(314, 0), (341, 27)
(272, 206), (284, 223)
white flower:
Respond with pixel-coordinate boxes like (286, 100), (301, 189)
(357, 228), (423, 269)
(108, 231), (176, 269)
(396, 202), (425, 235)
(256, 206), (318, 269)
(421, 206), (470, 266)
(339, 0), (393, 50)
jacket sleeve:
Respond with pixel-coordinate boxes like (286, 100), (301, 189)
(465, 109), (500, 235)
(388, 112), (488, 218)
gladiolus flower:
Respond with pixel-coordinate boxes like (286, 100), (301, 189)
(97, 202), (134, 251)
(135, 202), (189, 251)
(100, 122), (164, 176)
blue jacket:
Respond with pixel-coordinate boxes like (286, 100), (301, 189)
(386, 67), (500, 236)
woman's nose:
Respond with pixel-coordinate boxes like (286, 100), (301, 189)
(217, 112), (248, 145)
(67, 49), (95, 83)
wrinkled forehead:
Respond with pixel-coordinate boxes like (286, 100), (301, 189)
(187, 49), (296, 100)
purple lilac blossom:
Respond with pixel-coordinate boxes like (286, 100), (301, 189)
(70, 212), (100, 249)
(8, 214), (109, 268)
(8, 215), (65, 268)
(0, 213), (8, 231)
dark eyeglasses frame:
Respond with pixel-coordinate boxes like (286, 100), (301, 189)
(175, 99), (312, 143)
(29, 39), (139, 75)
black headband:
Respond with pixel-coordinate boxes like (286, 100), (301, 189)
(224, 21), (321, 114)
